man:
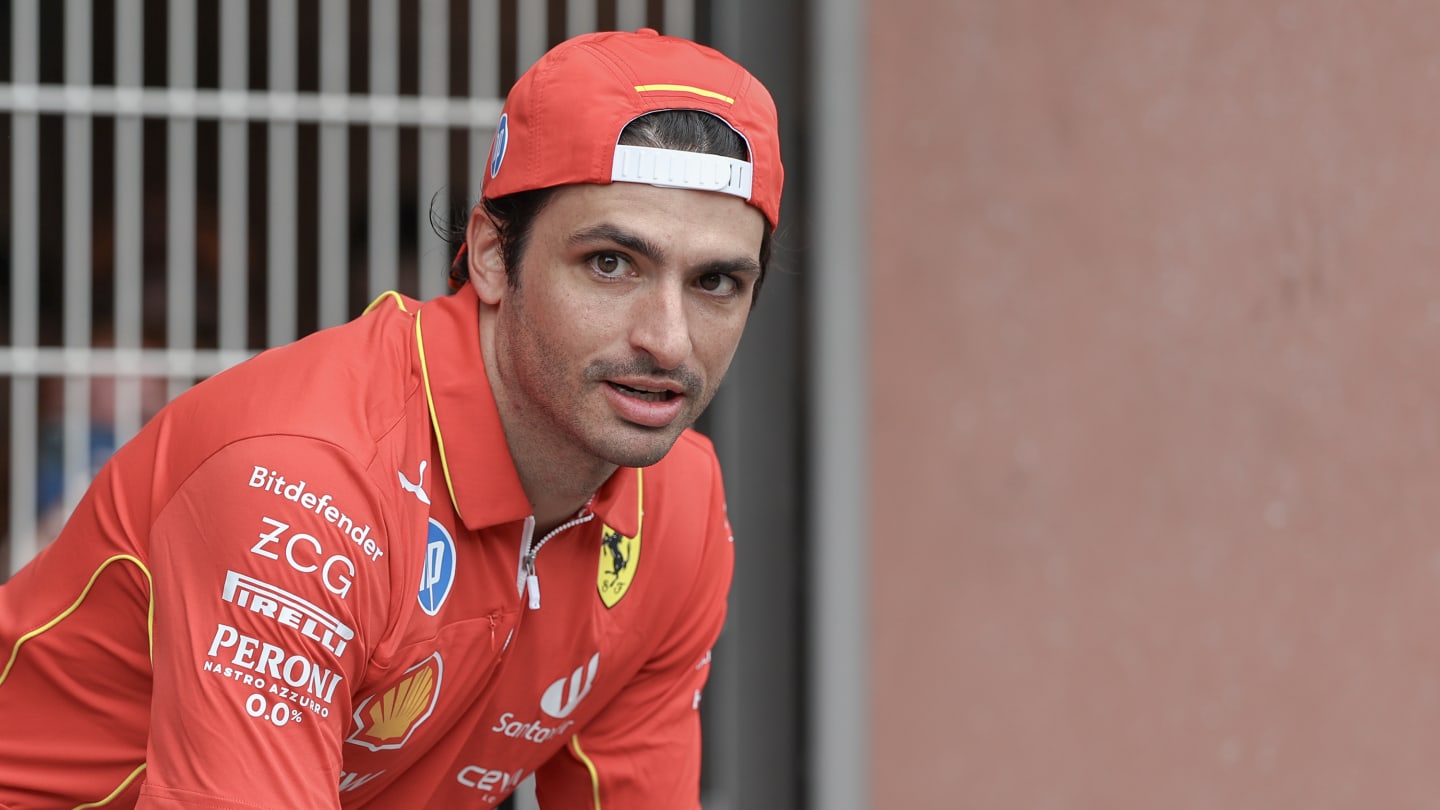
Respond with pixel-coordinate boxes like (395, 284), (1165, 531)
(0, 28), (782, 809)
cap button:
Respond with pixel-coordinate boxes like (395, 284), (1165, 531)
(637, 27), (659, 36)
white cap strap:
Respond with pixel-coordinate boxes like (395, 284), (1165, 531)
(611, 144), (754, 201)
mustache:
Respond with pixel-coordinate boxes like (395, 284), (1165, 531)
(586, 358), (704, 398)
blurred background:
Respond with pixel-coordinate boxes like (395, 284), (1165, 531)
(9, 1), (1440, 808)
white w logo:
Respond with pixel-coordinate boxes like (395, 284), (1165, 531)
(540, 652), (600, 719)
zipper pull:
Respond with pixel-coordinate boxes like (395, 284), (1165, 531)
(524, 553), (541, 610)
(488, 612), (500, 651)
(516, 516), (536, 598)
(526, 572), (541, 610)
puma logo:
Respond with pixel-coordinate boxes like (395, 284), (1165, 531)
(398, 461), (431, 506)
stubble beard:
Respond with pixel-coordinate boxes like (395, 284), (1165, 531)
(576, 362), (715, 469)
(496, 304), (714, 474)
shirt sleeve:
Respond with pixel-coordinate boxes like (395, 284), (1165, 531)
(532, 454), (736, 810)
(136, 436), (395, 809)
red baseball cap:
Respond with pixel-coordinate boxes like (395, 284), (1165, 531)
(480, 28), (783, 230)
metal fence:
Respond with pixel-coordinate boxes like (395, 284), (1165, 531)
(1, 2), (776, 808)
(3, 0), (699, 569)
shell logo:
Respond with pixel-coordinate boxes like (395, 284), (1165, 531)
(346, 652), (444, 751)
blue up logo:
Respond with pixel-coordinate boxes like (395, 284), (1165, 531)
(418, 519), (456, 615)
(489, 114), (509, 178)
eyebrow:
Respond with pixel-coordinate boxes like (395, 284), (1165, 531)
(568, 223), (762, 277)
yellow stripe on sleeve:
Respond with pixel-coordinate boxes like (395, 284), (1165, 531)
(0, 554), (154, 686)
(569, 735), (603, 810)
(73, 763), (148, 809)
(0, 554), (154, 809)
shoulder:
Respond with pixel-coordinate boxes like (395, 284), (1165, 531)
(115, 298), (431, 536)
(163, 297), (423, 465)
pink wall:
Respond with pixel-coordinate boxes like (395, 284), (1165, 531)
(871, 2), (1440, 805)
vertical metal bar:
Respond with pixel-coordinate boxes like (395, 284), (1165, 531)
(516, 0), (547, 71)
(468, 0), (500, 206)
(663, 0), (693, 39)
(113, 0), (145, 446)
(317, 0), (350, 328)
(417, 0), (449, 301)
(368, 0), (399, 297)
(616, 0), (646, 31)
(708, 9), (750, 803)
(565, 0), (596, 36)
(810, 0), (870, 807)
(62, 0), (95, 521)
(219, 0), (250, 350)
(708, 5), (806, 808)
(268, 0), (298, 345)
(10, 0), (41, 572)
(167, 0), (198, 398)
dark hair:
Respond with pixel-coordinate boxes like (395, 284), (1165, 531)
(448, 109), (774, 304)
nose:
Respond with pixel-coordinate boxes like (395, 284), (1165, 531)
(628, 282), (692, 370)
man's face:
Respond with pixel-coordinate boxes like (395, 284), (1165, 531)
(482, 181), (766, 469)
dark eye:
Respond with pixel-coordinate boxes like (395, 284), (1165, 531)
(698, 273), (738, 294)
(589, 252), (629, 277)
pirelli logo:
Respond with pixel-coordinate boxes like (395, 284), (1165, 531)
(222, 570), (355, 657)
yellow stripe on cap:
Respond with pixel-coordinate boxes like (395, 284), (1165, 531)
(634, 84), (734, 104)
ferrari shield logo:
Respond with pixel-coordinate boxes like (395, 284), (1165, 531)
(597, 523), (641, 608)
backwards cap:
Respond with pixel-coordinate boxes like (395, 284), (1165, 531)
(480, 28), (783, 229)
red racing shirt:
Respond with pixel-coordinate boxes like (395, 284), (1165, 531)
(0, 284), (735, 809)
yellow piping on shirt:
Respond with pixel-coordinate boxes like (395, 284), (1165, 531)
(415, 311), (463, 519)
(0, 554), (154, 809)
(364, 292), (457, 512)
(569, 735), (603, 810)
(73, 763), (147, 809)
(0, 553), (154, 686)
(564, 477), (641, 808)
(363, 290), (410, 314)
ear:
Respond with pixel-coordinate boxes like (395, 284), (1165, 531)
(465, 205), (508, 305)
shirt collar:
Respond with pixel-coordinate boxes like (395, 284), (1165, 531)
(415, 285), (642, 537)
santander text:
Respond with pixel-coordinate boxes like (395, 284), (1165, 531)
(491, 712), (573, 745)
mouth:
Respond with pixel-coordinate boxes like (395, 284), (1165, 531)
(606, 381), (682, 403)
(602, 379), (689, 429)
